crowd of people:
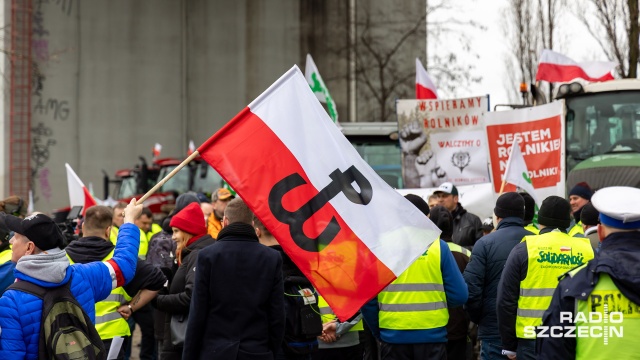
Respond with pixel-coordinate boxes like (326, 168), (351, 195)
(0, 180), (638, 360)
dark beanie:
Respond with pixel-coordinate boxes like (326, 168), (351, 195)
(494, 192), (525, 219)
(569, 182), (593, 201)
(405, 194), (430, 217)
(519, 192), (536, 223)
(429, 205), (453, 240)
(537, 196), (571, 229)
(580, 202), (599, 226)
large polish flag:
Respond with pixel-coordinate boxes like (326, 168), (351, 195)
(198, 66), (440, 320)
(536, 49), (616, 83)
(416, 58), (439, 99)
(65, 163), (97, 216)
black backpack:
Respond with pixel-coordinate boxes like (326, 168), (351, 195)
(8, 279), (106, 360)
(146, 231), (176, 270)
(282, 275), (323, 356)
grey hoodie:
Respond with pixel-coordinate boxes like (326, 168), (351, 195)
(15, 247), (69, 284)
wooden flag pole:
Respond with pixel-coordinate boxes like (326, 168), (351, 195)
(135, 150), (201, 205)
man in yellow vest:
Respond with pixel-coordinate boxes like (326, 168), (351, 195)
(206, 188), (235, 239)
(65, 205), (166, 360)
(361, 194), (468, 360)
(567, 182), (593, 237)
(497, 196), (595, 360)
(580, 202), (600, 252)
(109, 202), (127, 244)
(520, 192), (539, 235)
(537, 186), (640, 359)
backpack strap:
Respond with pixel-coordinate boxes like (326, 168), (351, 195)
(6, 280), (48, 299)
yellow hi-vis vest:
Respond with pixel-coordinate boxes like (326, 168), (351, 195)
(516, 230), (594, 338)
(524, 224), (540, 235)
(569, 222), (584, 237)
(69, 250), (132, 340)
(574, 272), (640, 359)
(109, 226), (119, 245)
(0, 248), (12, 264)
(110, 225), (148, 259)
(378, 239), (448, 330)
(447, 242), (471, 259)
(318, 295), (363, 332)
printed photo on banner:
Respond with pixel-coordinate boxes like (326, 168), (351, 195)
(429, 131), (489, 185)
(396, 96), (489, 188)
(484, 101), (565, 199)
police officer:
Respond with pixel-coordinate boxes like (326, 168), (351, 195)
(538, 187), (640, 359)
(497, 196), (595, 360)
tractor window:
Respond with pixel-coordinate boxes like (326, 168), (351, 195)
(565, 91), (640, 172)
(350, 142), (403, 189)
(119, 178), (138, 199)
(158, 165), (191, 194)
(192, 162), (224, 197)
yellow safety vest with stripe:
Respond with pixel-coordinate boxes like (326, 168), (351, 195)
(318, 295), (363, 332)
(110, 225), (148, 258)
(568, 222), (584, 237)
(524, 224), (540, 235)
(572, 271), (640, 359)
(378, 240), (448, 330)
(446, 242), (471, 259)
(516, 230), (594, 338)
(69, 249), (132, 340)
(0, 248), (12, 264)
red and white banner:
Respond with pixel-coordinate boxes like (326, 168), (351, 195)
(485, 101), (565, 200)
(198, 66), (440, 320)
(536, 49), (615, 83)
(416, 58), (438, 99)
(65, 163), (97, 216)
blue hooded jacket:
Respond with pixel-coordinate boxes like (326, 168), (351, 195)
(0, 223), (139, 359)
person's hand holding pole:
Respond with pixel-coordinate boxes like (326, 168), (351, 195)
(123, 198), (143, 224)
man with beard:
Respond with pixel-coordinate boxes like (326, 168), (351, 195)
(206, 188), (235, 239)
(567, 182), (592, 237)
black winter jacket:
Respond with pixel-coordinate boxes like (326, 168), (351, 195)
(156, 234), (215, 360)
(537, 232), (640, 359)
(451, 204), (483, 250)
(182, 223), (285, 360)
(462, 218), (532, 339)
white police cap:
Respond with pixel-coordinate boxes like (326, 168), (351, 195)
(591, 186), (640, 230)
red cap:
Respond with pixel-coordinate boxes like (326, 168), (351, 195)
(170, 202), (207, 236)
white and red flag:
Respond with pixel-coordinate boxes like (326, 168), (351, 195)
(536, 49), (616, 83)
(187, 140), (195, 156)
(416, 58), (438, 99)
(153, 143), (162, 158)
(65, 163), (97, 216)
(198, 66), (440, 320)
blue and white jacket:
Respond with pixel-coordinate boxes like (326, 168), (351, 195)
(0, 223), (140, 359)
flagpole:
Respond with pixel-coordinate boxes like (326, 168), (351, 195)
(499, 137), (520, 195)
(136, 150), (201, 205)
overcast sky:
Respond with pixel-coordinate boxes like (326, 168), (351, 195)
(440, 0), (607, 107)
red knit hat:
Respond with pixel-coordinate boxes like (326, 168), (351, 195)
(169, 202), (207, 236)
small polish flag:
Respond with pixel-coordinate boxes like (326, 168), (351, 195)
(536, 49), (616, 83)
(187, 140), (195, 156)
(416, 58), (438, 99)
(560, 246), (571, 252)
(65, 163), (97, 216)
(153, 143), (162, 158)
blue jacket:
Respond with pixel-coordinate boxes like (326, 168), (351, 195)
(361, 239), (468, 344)
(0, 223), (140, 360)
(537, 232), (640, 359)
(463, 217), (532, 339)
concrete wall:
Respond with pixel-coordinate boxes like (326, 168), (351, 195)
(6, 0), (422, 212)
